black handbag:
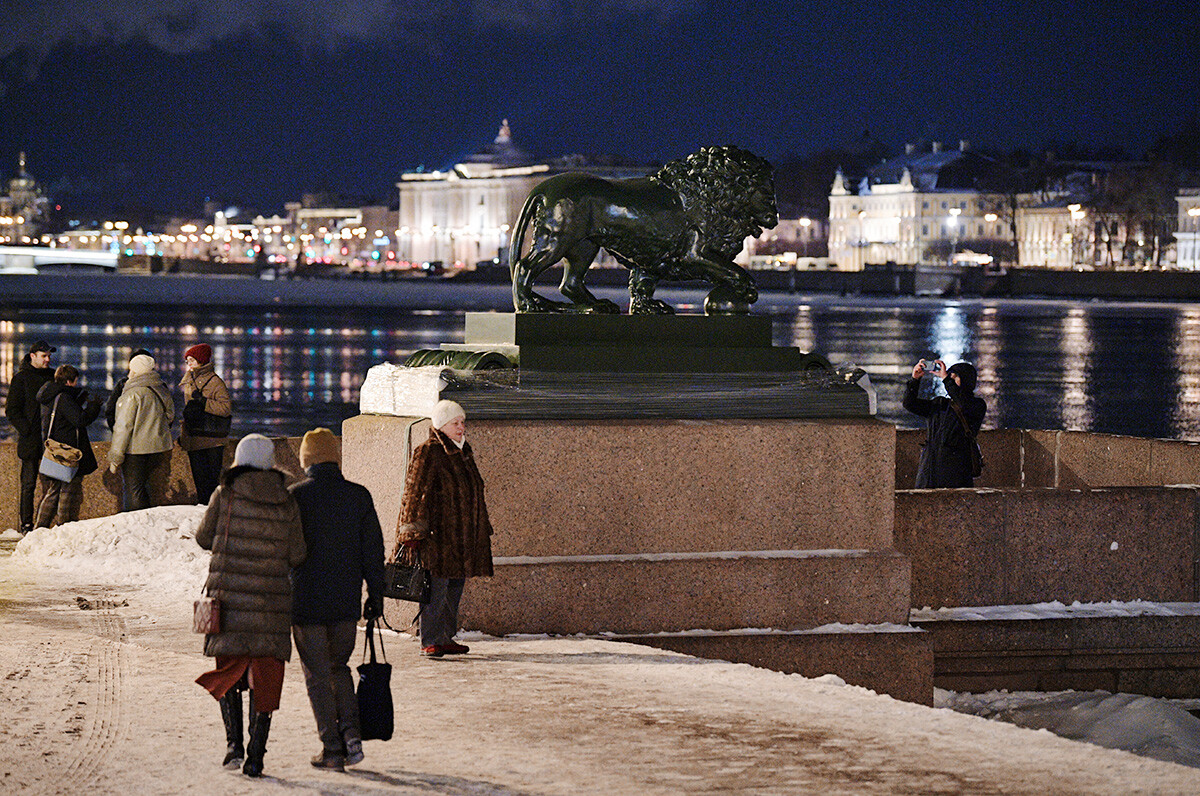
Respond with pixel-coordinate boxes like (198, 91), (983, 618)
(383, 546), (431, 603)
(356, 618), (394, 742)
(183, 373), (232, 438)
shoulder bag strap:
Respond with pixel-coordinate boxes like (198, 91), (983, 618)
(45, 393), (61, 442)
(949, 400), (976, 439)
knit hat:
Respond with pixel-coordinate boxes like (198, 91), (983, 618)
(431, 399), (465, 430)
(184, 343), (212, 365)
(129, 354), (155, 376)
(947, 362), (978, 393)
(300, 427), (340, 469)
(234, 433), (276, 470)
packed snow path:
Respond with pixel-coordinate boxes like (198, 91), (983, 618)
(3, 512), (1200, 794)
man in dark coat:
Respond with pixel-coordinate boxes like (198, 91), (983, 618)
(289, 427), (385, 771)
(35, 365), (102, 527)
(4, 340), (55, 535)
(903, 359), (987, 488)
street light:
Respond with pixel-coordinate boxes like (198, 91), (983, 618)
(946, 207), (961, 267)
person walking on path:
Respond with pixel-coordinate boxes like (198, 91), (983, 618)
(289, 427), (385, 771)
(104, 348), (151, 431)
(34, 365), (102, 528)
(4, 340), (55, 535)
(195, 434), (306, 778)
(179, 343), (232, 504)
(903, 359), (987, 488)
(108, 353), (174, 511)
(395, 399), (494, 658)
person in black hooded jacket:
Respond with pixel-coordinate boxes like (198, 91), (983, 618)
(35, 364), (102, 528)
(903, 359), (987, 488)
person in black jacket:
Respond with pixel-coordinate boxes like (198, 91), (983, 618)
(4, 340), (56, 535)
(35, 365), (102, 528)
(903, 359), (987, 488)
(289, 428), (385, 771)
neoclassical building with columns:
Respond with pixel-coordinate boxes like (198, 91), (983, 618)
(396, 121), (652, 268)
(827, 141), (1009, 270)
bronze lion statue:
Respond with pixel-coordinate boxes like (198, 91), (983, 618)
(509, 145), (777, 315)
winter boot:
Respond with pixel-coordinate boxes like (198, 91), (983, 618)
(219, 689), (244, 768)
(242, 709), (272, 777)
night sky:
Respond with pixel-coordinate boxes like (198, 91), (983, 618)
(1, 0), (1195, 216)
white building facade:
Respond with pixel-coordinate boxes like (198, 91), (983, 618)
(1177, 189), (1200, 271)
(397, 121), (653, 268)
(827, 143), (1008, 270)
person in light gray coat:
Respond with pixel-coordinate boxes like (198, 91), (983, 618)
(108, 353), (175, 511)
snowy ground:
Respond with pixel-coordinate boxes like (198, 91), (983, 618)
(3, 510), (1200, 794)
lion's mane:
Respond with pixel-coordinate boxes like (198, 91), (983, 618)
(651, 145), (776, 260)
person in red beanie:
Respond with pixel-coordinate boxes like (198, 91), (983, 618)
(180, 343), (232, 504)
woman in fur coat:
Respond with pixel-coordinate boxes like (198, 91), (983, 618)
(194, 434), (306, 777)
(395, 400), (494, 658)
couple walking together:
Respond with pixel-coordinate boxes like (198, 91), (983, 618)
(194, 399), (493, 776)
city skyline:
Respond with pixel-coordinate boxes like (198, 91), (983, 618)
(1, 0), (1196, 216)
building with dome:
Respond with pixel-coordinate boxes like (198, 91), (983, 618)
(396, 120), (653, 268)
(1, 152), (50, 244)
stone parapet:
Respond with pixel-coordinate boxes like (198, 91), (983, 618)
(897, 486), (1200, 609)
(344, 414), (897, 555)
(616, 629), (934, 706)
(914, 614), (1200, 698)
(460, 550), (911, 636)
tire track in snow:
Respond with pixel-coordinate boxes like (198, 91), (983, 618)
(54, 598), (129, 793)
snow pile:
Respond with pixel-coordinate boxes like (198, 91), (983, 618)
(11, 505), (210, 597)
(912, 600), (1200, 621)
(938, 688), (1200, 769)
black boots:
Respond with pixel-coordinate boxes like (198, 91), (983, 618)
(243, 708), (272, 777)
(218, 689), (244, 768)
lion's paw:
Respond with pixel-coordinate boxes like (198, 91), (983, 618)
(630, 296), (675, 315)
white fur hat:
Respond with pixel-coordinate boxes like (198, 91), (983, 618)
(234, 433), (276, 470)
(431, 399), (465, 430)
(129, 353), (155, 376)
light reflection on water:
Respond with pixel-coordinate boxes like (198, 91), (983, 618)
(1, 295), (1197, 441)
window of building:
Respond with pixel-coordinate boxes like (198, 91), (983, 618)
(922, 225), (929, 235)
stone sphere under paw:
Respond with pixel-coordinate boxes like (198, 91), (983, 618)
(704, 285), (751, 315)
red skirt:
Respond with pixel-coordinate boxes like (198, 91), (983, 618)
(195, 656), (285, 713)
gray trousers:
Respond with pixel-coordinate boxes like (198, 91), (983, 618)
(292, 621), (360, 754)
(419, 577), (465, 647)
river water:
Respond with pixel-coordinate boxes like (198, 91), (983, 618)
(0, 288), (1195, 442)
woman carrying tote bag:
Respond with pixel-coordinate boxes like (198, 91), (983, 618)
(34, 364), (102, 528)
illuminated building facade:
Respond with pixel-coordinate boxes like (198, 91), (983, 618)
(397, 120), (652, 268)
(0, 152), (50, 244)
(1176, 189), (1200, 271)
(827, 142), (1008, 270)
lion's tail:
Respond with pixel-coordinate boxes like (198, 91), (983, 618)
(508, 192), (545, 280)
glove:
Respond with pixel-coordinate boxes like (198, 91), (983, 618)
(363, 594), (383, 620)
(109, 462), (120, 474)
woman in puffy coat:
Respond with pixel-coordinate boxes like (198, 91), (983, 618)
(34, 364), (102, 528)
(395, 400), (494, 658)
(179, 343), (232, 504)
(194, 434), (306, 778)
(903, 359), (987, 488)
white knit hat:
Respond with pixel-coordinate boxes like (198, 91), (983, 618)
(234, 433), (276, 470)
(430, 399), (465, 430)
(129, 353), (155, 376)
